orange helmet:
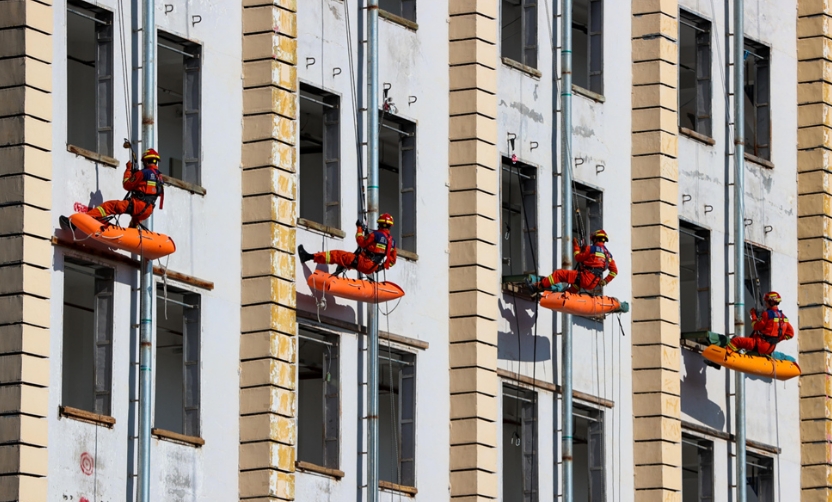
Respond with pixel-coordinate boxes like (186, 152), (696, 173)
(764, 291), (782, 305)
(592, 229), (609, 242)
(377, 213), (394, 227)
(142, 148), (160, 163)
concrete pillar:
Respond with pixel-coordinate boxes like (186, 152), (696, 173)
(239, 1), (298, 500)
(797, 2), (832, 499)
(448, 1), (500, 500)
(631, 1), (682, 500)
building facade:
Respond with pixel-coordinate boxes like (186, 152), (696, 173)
(0, 0), (825, 501)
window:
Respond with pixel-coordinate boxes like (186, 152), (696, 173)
(501, 0), (538, 69)
(299, 85), (341, 229)
(680, 222), (711, 334)
(746, 453), (774, 501)
(67, 1), (113, 157)
(62, 259), (114, 415)
(574, 406), (604, 501)
(682, 435), (714, 502)
(158, 32), (201, 184)
(502, 384), (538, 501)
(744, 244), (771, 337)
(679, 11), (712, 137)
(379, 348), (415, 486)
(379, 0), (416, 23)
(572, 0), (603, 94)
(297, 327), (340, 469)
(744, 40), (771, 160)
(573, 183), (603, 243)
(379, 113), (416, 254)
(501, 159), (538, 277)
(155, 285), (201, 436)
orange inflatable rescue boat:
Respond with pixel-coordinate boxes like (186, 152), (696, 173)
(307, 269), (405, 303)
(701, 345), (800, 381)
(63, 213), (176, 260)
(539, 291), (629, 317)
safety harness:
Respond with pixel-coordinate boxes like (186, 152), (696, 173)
(575, 244), (612, 290)
(125, 167), (164, 223)
(756, 308), (786, 345)
(353, 228), (395, 272)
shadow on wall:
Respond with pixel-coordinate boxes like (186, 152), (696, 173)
(497, 294), (551, 362)
(681, 349), (726, 430)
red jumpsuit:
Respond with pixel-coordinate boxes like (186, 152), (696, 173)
(313, 225), (398, 275)
(85, 163), (163, 227)
(540, 242), (618, 291)
(729, 307), (794, 355)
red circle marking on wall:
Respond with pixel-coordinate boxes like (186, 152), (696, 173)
(79, 452), (94, 476)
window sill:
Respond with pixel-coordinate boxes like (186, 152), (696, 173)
(679, 127), (715, 146)
(744, 152), (774, 169)
(161, 175), (207, 196)
(151, 428), (205, 447)
(379, 9), (418, 31)
(298, 218), (346, 239)
(59, 405), (116, 428)
(379, 480), (417, 496)
(67, 144), (120, 168)
(296, 460), (345, 479)
(501, 57), (542, 79)
(398, 249), (418, 261)
(572, 84), (605, 103)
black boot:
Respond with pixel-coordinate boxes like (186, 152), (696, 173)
(59, 215), (75, 231)
(333, 265), (346, 277)
(297, 245), (314, 263)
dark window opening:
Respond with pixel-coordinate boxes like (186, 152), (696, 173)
(574, 406), (604, 501)
(62, 259), (114, 416)
(679, 11), (712, 137)
(746, 453), (774, 502)
(379, 0), (416, 23)
(297, 327), (340, 469)
(501, 0), (538, 69)
(744, 40), (771, 160)
(67, 1), (113, 157)
(299, 84), (341, 229)
(502, 159), (538, 277)
(379, 348), (415, 486)
(682, 435), (714, 502)
(379, 113), (416, 254)
(680, 222), (711, 334)
(157, 32), (201, 184)
(744, 244), (772, 337)
(502, 384), (538, 502)
(573, 183), (603, 244)
(572, 0), (603, 94)
(155, 285), (201, 436)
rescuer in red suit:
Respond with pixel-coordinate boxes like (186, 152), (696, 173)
(527, 229), (618, 294)
(298, 213), (398, 275)
(727, 291), (794, 355)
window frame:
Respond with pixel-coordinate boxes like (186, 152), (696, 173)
(379, 112), (417, 255)
(61, 258), (115, 417)
(299, 84), (342, 231)
(501, 158), (538, 277)
(501, 0), (539, 70)
(678, 10), (712, 138)
(572, 183), (603, 245)
(681, 434), (714, 502)
(744, 39), (771, 161)
(502, 384), (539, 502)
(379, 0), (416, 24)
(746, 452), (775, 501)
(744, 243), (772, 337)
(573, 404), (604, 501)
(572, 0), (604, 95)
(66, 0), (114, 158)
(679, 222), (711, 334)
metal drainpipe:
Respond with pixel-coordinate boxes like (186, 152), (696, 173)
(137, 0), (156, 497)
(733, 0), (746, 500)
(560, 0), (573, 500)
(366, 1), (379, 501)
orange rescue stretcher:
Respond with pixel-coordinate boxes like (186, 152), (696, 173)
(539, 291), (629, 317)
(65, 213), (176, 260)
(701, 345), (801, 381)
(307, 269), (405, 303)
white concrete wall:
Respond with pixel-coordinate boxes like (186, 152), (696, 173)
(295, 2), (450, 500)
(678, 0), (800, 498)
(47, 0), (242, 498)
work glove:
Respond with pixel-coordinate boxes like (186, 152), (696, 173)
(749, 308), (758, 321)
(572, 237), (580, 252)
(126, 161), (134, 171)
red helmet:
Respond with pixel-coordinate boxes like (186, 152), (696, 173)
(764, 291), (782, 305)
(377, 213), (394, 227)
(592, 229), (609, 242)
(142, 148), (160, 163)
